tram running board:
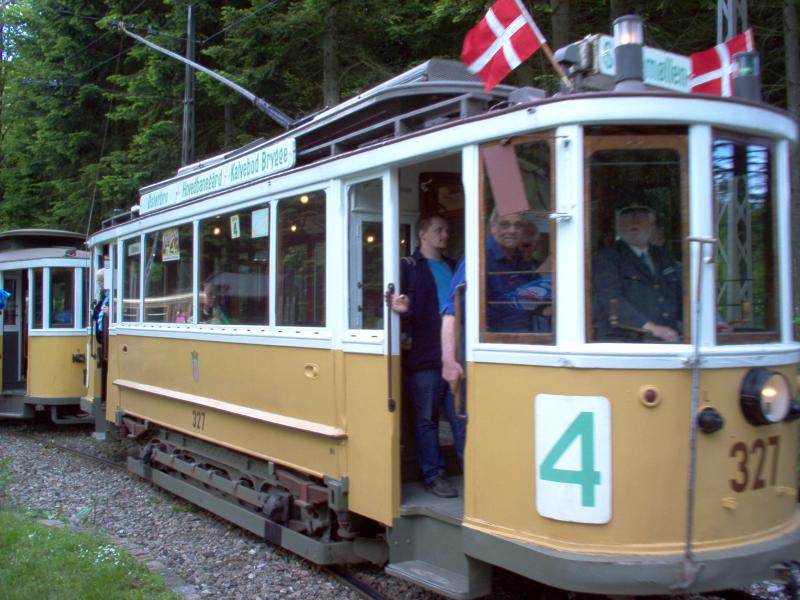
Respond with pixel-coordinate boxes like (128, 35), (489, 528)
(128, 456), (362, 565)
(386, 513), (491, 600)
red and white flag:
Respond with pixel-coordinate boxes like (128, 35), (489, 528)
(690, 29), (754, 96)
(461, 0), (545, 92)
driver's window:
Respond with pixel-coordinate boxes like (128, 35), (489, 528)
(587, 130), (687, 344)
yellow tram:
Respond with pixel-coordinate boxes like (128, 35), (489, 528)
(87, 32), (799, 597)
(0, 229), (91, 424)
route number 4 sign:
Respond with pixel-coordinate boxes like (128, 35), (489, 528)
(535, 394), (612, 524)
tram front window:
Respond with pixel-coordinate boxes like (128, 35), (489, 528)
(713, 135), (777, 343)
(587, 132), (686, 343)
(480, 137), (554, 344)
(33, 269), (43, 328)
(199, 204), (270, 326)
(50, 268), (74, 328)
(143, 223), (193, 323)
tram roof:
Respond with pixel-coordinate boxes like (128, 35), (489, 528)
(95, 56), (796, 236)
(0, 229), (85, 252)
(0, 246), (90, 264)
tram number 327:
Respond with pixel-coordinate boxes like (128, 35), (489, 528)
(729, 436), (780, 493)
(191, 410), (206, 431)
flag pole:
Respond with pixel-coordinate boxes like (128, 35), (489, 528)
(512, 0), (574, 90)
(540, 42), (574, 90)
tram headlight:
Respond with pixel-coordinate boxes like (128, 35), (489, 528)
(739, 368), (793, 425)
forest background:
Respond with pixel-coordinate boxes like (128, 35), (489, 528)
(0, 1), (798, 296)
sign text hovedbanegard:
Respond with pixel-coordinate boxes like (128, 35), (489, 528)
(139, 138), (296, 215)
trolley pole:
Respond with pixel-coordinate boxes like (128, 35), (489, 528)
(181, 3), (196, 167)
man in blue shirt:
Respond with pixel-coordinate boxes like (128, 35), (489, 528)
(389, 215), (464, 498)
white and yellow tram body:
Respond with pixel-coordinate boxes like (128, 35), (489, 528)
(0, 229), (91, 423)
(89, 59), (799, 596)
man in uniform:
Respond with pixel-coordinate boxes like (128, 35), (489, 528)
(592, 202), (682, 342)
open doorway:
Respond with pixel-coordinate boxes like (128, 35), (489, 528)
(2, 270), (27, 391)
(395, 153), (465, 505)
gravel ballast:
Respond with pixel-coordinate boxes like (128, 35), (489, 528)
(0, 421), (794, 599)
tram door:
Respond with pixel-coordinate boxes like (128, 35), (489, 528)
(2, 271), (24, 390)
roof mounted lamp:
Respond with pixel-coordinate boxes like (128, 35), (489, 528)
(613, 14), (645, 92)
(732, 51), (761, 102)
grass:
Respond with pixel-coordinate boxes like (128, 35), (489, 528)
(0, 459), (179, 600)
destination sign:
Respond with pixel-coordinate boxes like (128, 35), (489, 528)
(592, 35), (691, 93)
(139, 137), (296, 215)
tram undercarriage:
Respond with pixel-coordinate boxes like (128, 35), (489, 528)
(124, 421), (387, 566)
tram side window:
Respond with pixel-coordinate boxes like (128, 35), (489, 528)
(277, 191), (326, 327)
(587, 134), (685, 343)
(713, 136), (777, 343)
(144, 224), (193, 323)
(480, 138), (554, 343)
(348, 179), (383, 330)
(199, 204), (270, 326)
(122, 238), (141, 322)
(33, 269), (43, 328)
(50, 268), (74, 328)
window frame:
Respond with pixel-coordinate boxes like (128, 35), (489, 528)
(712, 129), (779, 345)
(479, 133), (557, 345)
(583, 132), (689, 345)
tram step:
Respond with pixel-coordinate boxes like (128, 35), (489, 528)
(386, 513), (491, 599)
(386, 560), (488, 600)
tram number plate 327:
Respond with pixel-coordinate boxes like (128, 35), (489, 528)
(729, 436), (780, 493)
(191, 410), (206, 431)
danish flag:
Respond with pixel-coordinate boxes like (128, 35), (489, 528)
(690, 29), (754, 96)
(461, 0), (545, 92)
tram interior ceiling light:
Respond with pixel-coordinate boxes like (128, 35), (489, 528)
(613, 14), (645, 92)
(732, 51), (762, 102)
(739, 368), (793, 425)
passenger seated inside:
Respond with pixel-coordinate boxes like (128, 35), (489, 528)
(200, 281), (231, 324)
(485, 210), (552, 333)
(592, 200), (682, 342)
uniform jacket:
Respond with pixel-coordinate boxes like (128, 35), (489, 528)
(399, 248), (456, 372)
(592, 240), (682, 341)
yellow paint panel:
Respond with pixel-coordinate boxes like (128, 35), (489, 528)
(27, 335), (85, 398)
(119, 385), (343, 477)
(465, 362), (799, 555)
(111, 336), (340, 425)
(342, 353), (399, 525)
(106, 335), (399, 525)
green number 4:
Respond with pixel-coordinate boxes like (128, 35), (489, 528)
(539, 412), (601, 507)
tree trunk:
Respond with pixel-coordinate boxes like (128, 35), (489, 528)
(322, 4), (340, 107)
(549, 0), (570, 51)
(784, 0), (800, 333)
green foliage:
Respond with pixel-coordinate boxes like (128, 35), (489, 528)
(0, 511), (179, 599)
(0, 0), (797, 235)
